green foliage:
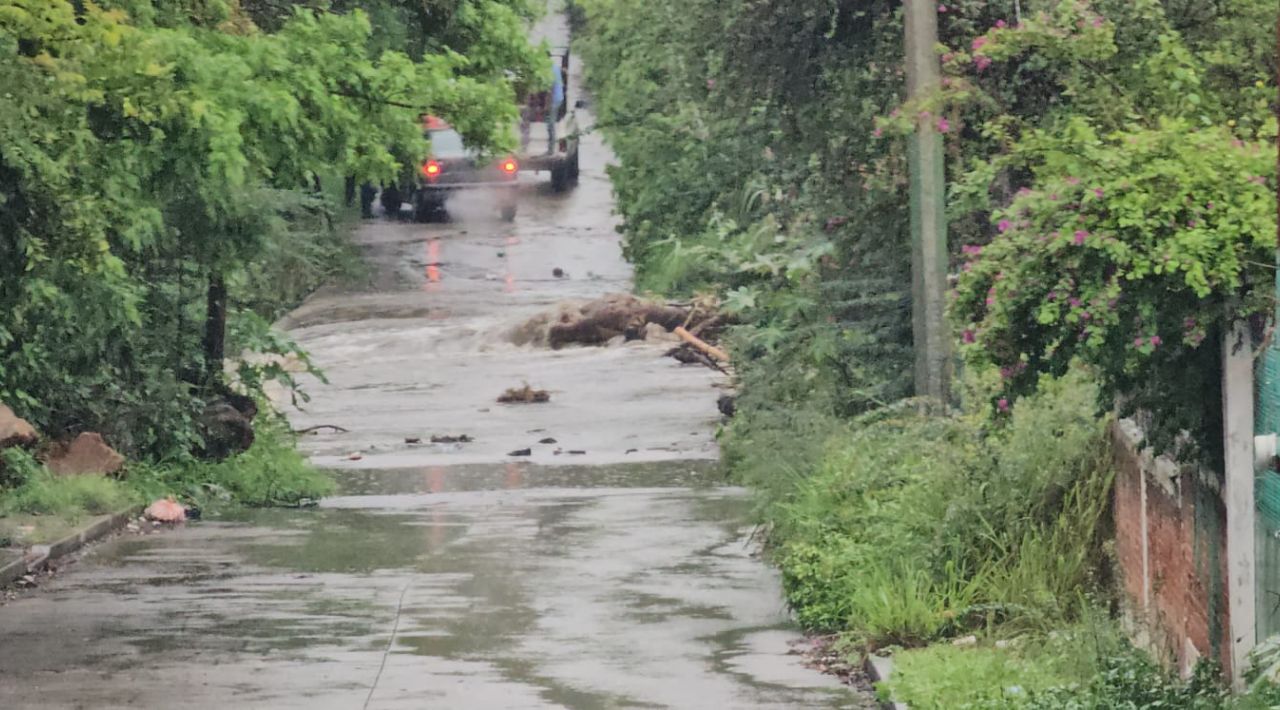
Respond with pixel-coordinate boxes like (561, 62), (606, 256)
(766, 372), (1112, 644)
(0, 0), (538, 460)
(130, 416), (334, 508)
(952, 119), (1275, 462)
(0, 468), (139, 519)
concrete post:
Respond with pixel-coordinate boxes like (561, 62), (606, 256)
(904, 0), (950, 402)
(1223, 319), (1257, 689)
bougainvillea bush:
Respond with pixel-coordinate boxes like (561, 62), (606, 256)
(953, 120), (1276, 459)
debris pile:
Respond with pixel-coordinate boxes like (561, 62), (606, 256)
(511, 293), (727, 351)
(498, 385), (551, 404)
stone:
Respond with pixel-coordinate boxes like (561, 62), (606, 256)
(0, 404), (37, 449)
(45, 433), (124, 476)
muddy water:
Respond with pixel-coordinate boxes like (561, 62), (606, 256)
(0, 8), (868, 709)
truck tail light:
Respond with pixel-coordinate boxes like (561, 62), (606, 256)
(423, 160), (442, 179)
(501, 158), (518, 175)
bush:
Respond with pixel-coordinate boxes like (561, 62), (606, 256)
(130, 415), (334, 508)
(765, 370), (1113, 645)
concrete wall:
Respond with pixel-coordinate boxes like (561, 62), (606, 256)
(1112, 419), (1231, 678)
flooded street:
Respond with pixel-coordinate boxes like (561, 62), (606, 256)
(0, 10), (864, 709)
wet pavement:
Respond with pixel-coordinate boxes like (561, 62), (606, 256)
(0, 7), (867, 709)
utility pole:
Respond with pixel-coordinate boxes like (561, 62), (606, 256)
(904, 0), (950, 402)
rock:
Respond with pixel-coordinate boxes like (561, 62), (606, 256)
(952, 635), (978, 648)
(507, 448), (532, 457)
(198, 393), (257, 461)
(0, 404), (37, 450)
(606, 334), (627, 348)
(538, 437), (557, 444)
(717, 394), (737, 418)
(45, 433), (124, 477)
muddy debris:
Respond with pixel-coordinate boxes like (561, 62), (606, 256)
(552, 267), (566, 278)
(498, 385), (551, 404)
(718, 394), (737, 418)
(665, 344), (726, 373)
(430, 434), (474, 443)
(510, 293), (726, 349)
(538, 437), (557, 444)
(507, 448), (532, 457)
(404, 437), (422, 444)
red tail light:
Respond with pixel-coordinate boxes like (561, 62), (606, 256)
(423, 160), (442, 179)
(501, 158), (518, 174)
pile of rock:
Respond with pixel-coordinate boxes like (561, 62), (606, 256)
(0, 404), (124, 477)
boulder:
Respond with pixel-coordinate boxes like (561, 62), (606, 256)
(0, 404), (37, 450)
(45, 433), (124, 476)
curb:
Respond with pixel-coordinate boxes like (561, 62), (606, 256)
(0, 506), (143, 588)
(864, 654), (910, 710)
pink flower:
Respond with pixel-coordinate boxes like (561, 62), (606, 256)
(1093, 188), (1104, 199)
(998, 219), (1012, 233)
(997, 398), (1010, 413)
(1133, 337), (1144, 347)
(938, 4), (947, 12)
(872, 126), (883, 138)
(985, 296), (995, 306)
(1150, 335), (1162, 347)
(942, 52), (955, 63)
(1073, 230), (1088, 245)
(1206, 201), (1214, 210)
(995, 19), (1007, 28)
(937, 117), (951, 133)
(961, 244), (983, 256)
(972, 36), (988, 51)
(1068, 297), (1082, 308)
(975, 56), (993, 71)
(1066, 177), (1080, 185)
(962, 329), (976, 343)
(707, 78), (716, 89)
(1092, 16), (1104, 28)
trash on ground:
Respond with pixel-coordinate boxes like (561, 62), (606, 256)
(430, 434), (474, 443)
(145, 498), (187, 523)
(498, 385), (551, 404)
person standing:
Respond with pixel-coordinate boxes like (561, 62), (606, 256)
(546, 56), (564, 155)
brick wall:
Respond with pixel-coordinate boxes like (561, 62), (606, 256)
(1112, 419), (1231, 678)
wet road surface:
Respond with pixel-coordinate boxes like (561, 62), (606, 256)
(0, 8), (867, 709)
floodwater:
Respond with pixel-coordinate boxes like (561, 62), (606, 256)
(0, 8), (868, 709)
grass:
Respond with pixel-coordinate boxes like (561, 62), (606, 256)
(739, 369), (1115, 646)
(0, 415), (334, 549)
(882, 641), (1082, 708)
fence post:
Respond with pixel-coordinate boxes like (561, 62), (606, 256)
(1224, 319), (1257, 689)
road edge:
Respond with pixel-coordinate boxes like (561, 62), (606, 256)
(0, 506), (143, 588)
(864, 654), (910, 710)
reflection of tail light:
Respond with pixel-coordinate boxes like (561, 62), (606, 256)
(500, 158), (518, 175)
(423, 160), (442, 180)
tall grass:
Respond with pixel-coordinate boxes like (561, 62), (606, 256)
(761, 369), (1115, 647)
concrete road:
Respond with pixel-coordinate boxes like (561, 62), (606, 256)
(0, 7), (868, 709)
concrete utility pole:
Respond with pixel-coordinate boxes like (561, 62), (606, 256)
(904, 1), (950, 402)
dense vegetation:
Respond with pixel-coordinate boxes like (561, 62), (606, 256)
(0, 0), (541, 507)
(574, 0), (1277, 700)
